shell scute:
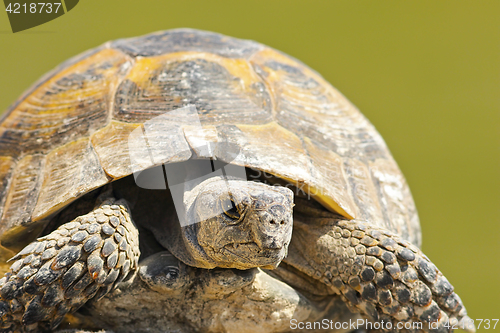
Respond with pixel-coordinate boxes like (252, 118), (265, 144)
(31, 138), (109, 222)
(112, 53), (273, 125)
(0, 48), (131, 157)
(0, 154), (45, 250)
(110, 28), (263, 59)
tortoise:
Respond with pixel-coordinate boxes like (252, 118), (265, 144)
(0, 29), (473, 332)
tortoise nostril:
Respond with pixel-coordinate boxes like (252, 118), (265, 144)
(268, 219), (286, 226)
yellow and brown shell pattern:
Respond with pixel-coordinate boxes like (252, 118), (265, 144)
(0, 29), (420, 266)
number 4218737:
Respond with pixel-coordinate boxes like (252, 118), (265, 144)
(5, 3), (62, 14)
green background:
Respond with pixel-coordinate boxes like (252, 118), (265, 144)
(0, 1), (498, 331)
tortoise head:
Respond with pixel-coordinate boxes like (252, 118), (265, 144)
(175, 177), (294, 270)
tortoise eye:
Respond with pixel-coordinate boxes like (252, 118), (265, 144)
(221, 198), (241, 220)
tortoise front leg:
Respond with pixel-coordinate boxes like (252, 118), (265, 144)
(282, 219), (474, 333)
(0, 198), (140, 332)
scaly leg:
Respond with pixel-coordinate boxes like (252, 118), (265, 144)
(0, 197), (140, 332)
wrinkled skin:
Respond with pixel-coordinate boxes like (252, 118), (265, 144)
(151, 177), (294, 270)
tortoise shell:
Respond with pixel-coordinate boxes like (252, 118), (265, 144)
(0, 29), (420, 261)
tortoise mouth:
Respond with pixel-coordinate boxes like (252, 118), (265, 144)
(215, 242), (288, 269)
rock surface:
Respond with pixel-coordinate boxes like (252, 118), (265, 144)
(76, 251), (357, 333)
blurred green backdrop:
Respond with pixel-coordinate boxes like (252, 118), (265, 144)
(0, 1), (498, 331)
